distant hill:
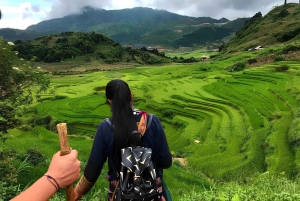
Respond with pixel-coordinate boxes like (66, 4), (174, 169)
(221, 3), (300, 53)
(11, 32), (173, 66)
(0, 28), (58, 42)
(0, 7), (248, 48)
(172, 18), (249, 48)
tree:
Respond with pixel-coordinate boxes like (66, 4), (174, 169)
(0, 38), (50, 137)
(285, 0), (287, 5)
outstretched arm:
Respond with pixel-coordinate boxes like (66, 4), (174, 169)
(11, 150), (80, 201)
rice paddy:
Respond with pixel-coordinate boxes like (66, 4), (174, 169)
(5, 51), (300, 199)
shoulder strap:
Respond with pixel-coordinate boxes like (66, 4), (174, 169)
(105, 118), (112, 127)
(147, 114), (153, 131)
(105, 114), (153, 135)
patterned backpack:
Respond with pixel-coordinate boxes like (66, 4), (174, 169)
(106, 112), (161, 201)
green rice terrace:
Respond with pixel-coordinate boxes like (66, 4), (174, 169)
(2, 47), (300, 200)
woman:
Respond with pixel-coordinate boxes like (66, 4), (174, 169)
(74, 79), (172, 200)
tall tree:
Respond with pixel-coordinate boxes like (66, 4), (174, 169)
(0, 38), (50, 137)
(285, 0), (287, 5)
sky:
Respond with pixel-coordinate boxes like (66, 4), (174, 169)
(0, 0), (299, 30)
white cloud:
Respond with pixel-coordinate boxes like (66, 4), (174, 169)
(1, 0), (300, 29)
(0, 2), (50, 29)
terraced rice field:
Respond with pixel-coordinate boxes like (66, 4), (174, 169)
(35, 60), (300, 180)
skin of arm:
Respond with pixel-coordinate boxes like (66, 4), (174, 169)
(11, 150), (80, 201)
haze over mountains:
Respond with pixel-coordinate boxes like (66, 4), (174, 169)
(0, 6), (248, 48)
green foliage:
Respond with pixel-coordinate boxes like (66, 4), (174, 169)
(11, 32), (172, 65)
(179, 175), (300, 201)
(0, 182), (21, 201)
(274, 55), (285, 62)
(0, 38), (50, 135)
(282, 44), (300, 54)
(227, 62), (246, 72)
(275, 26), (300, 42)
(25, 147), (45, 166)
(275, 65), (289, 72)
(0, 145), (23, 200)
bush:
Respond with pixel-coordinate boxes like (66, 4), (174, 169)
(0, 182), (21, 201)
(51, 95), (68, 100)
(26, 147), (45, 166)
(227, 62), (246, 72)
(274, 56), (284, 62)
(277, 9), (289, 19)
(275, 27), (300, 42)
(275, 65), (289, 72)
(282, 45), (300, 54)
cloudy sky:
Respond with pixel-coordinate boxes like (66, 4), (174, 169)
(0, 0), (299, 29)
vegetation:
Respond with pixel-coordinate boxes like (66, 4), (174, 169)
(10, 32), (175, 66)
(221, 3), (300, 53)
(0, 37), (50, 200)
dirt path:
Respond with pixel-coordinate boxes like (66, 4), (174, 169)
(173, 157), (187, 165)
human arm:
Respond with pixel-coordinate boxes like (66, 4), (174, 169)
(11, 150), (80, 201)
(74, 122), (112, 199)
(153, 116), (172, 169)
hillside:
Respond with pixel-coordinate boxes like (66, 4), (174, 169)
(11, 32), (174, 71)
(170, 17), (249, 49)
(221, 3), (300, 53)
(0, 7), (248, 48)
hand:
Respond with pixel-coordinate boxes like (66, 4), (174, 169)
(45, 150), (80, 188)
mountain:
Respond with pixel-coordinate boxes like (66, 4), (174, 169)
(25, 6), (235, 47)
(26, 6), (228, 32)
(221, 3), (300, 53)
(0, 7), (249, 48)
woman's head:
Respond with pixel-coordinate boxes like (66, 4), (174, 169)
(105, 79), (131, 103)
(105, 79), (138, 151)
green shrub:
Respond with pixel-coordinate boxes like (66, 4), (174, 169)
(275, 27), (300, 42)
(25, 147), (45, 166)
(0, 182), (21, 201)
(275, 65), (289, 72)
(51, 95), (68, 100)
(277, 9), (289, 19)
(282, 45), (300, 54)
(274, 56), (284, 62)
(227, 62), (246, 72)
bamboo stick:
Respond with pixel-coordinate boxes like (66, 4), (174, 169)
(57, 123), (75, 201)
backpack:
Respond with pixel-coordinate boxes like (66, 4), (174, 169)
(106, 112), (161, 201)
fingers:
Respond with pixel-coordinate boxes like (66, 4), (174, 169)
(69, 149), (78, 159)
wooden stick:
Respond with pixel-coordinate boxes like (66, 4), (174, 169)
(57, 123), (75, 201)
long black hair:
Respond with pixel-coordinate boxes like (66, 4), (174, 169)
(106, 79), (138, 152)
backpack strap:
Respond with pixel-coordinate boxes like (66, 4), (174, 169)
(147, 113), (153, 130)
(105, 118), (112, 127)
(105, 113), (153, 135)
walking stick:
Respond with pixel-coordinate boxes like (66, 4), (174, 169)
(57, 123), (75, 201)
